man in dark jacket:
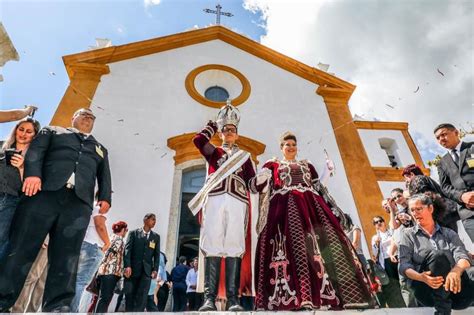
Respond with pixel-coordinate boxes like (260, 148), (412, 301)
(170, 256), (189, 311)
(434, 123), (474, 241)
(124, 213), (160, 312)
(0, 108), (112, 312)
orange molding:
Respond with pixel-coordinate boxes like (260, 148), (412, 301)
(373, 166), (431, 182)
(184, 64), (251, 108)
(167, 132), (266, 166)
(354, 121), (408, 131)
(402, 129), (427, 172)
(317, 91), (387, 250)
(62, 26), (353, 90)
(354, 120), (429, 173)
(50, 63), (110, 126)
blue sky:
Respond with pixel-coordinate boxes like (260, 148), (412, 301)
(1, 0), (472, 164)
(0, 0), (264, 136)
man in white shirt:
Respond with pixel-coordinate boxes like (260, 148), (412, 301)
(186, 257), (202, 311)
(70, 203), (111, 312)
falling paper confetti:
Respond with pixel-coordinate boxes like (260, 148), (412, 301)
(413, 86), (420, 93)
(437, 68), (445, 76)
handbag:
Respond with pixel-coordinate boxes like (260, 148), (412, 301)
(85, 271), (100, 295)
(374, 244), (390, 286)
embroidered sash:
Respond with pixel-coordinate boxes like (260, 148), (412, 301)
(188, 149), (250, 215)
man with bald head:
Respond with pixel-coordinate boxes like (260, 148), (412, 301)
(0, 108), (112, 312)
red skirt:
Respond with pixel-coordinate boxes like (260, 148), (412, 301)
(254, 190), (375, 310)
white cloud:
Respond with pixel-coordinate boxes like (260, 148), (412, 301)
(144, 0), (161, 7)
(243, 0), (473, 163)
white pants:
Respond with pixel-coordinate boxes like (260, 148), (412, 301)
(200, 194), (247, 257)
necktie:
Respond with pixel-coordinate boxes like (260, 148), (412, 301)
(451, 149), (459, 165)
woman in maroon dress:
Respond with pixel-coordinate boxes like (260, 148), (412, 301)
(251, 132), (376, 310)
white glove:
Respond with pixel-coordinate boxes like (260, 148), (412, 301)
(256, 168), (272, 185)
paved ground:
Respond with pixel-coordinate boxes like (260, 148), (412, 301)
(14, 308), (473, 314)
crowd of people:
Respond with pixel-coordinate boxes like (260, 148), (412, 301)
(0, 104), (473, 314)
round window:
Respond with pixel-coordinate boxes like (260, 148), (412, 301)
(204, 86), (230, 102)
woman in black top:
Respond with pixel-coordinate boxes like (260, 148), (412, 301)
(0, 117), (40, 259)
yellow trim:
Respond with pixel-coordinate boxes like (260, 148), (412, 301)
(50, 63), (110, 126)
(373, 167), (430, 182)
(62, 26), (353, 90)
(167, 132), (266, 165)
(317, 91), (386, 250)
(354, 120), (429, 175)
(184, 64), (251, 108)
(354, 121), (408, 131)
(402, 129), (428, 172)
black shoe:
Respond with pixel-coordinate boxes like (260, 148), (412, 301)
(0, 308), (10, 313)
(225, 257), (244, 312)
(198, 299), (217, 312)
(228, 303), (244, 312)
(198, 257), (221, 312)
(49, 305), (71, 313)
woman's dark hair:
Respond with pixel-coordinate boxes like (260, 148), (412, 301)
(409, 192), (446, 223)
(401, 164), (423, 177)
(112, 221), (128, 234)
(2, 117), (41, 150)
(279, 131), (297, 148)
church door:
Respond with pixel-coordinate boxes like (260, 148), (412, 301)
(177, 167), (206, 261)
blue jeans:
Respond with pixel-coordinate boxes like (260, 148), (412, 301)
(70, 241), (104, 312)
(0, 193), (20, 260)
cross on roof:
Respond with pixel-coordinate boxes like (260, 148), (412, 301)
(203, 4), (233, 25)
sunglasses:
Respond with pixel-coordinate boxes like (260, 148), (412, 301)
(373, 220), (384, 225)
(222, 127), (237, 134)
(392, 194), (403, 200)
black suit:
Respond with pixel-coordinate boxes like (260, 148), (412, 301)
(124, 228), (160, 311)
(438, 141), (474, 241)
(0, 126), (112, 312)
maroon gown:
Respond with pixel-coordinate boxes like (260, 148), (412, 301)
(252, 159), (375, 310)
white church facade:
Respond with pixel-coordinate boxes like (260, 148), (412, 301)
(50, 26), (428, 264)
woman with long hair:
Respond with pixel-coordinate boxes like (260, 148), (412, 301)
(0, 117), (40, 259)
(251, 132), (376, 310)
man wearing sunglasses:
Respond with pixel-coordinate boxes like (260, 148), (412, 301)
(371, 216), (405, 308)
(189, 102), (255, 312)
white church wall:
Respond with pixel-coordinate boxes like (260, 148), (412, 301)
(89, 39), (367, 257)
(358, 129), (415, 168)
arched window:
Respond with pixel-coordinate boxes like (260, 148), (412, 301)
(204, 86), (229, 102)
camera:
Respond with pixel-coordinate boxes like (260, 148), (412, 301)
(5, 149), (22, 166)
